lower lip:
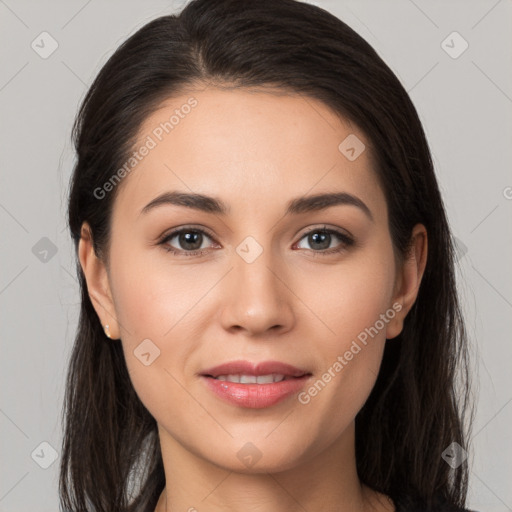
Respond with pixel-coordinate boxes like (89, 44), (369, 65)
(201, 375), (310, 409)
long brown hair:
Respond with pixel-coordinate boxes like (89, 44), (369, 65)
(61, 1), (474, 510)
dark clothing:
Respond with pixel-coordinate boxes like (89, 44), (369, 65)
(393, 494), (478, 512)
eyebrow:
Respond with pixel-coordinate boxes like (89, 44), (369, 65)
(139, 191), (374, 221)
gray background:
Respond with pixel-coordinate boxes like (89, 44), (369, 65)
(1, 0), (511, 510)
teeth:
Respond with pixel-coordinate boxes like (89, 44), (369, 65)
(214, 374), (286, 383)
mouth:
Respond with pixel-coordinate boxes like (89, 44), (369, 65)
(199, 360), (312, 409)
(200, 359), (310, 380)
(205, 373), (301, 384)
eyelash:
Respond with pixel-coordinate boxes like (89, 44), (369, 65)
(158, 225), (355, 258)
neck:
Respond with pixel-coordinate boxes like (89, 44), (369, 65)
(154, 421), (394, 512)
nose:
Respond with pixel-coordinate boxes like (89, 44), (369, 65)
(219, 244), (295, 337)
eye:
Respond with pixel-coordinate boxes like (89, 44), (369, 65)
(294, 226), (354, 256)
(159, 227), (218, 257)
(158, 225), (354, 257)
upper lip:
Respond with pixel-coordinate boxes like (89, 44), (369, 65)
(201, 360), (311, 378)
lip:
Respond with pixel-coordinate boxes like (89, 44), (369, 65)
(200, 360), (309, 378)
(200, 360), (312, 409)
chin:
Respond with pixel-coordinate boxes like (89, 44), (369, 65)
(200, 440), (310, 475)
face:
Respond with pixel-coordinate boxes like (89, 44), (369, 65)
(81, 86), (423, 474)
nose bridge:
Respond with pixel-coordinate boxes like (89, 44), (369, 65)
(220, 233), (294, 334)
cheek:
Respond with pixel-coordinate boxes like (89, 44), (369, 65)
(299, 248), (395, 348)
(107, 246), (214, 411)
(109, 242), (206, 341)
(294, 249), (395, 433)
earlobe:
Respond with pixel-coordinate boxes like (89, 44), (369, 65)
(78, 222), (120, 340)
(385, 224), (428, 340)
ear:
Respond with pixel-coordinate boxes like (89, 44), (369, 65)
(385, 223), (428, 340)
(78, 222), (120, 340)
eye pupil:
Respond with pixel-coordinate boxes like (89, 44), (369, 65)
(309, 232), (330, 250)
(180, 231), (202, 250)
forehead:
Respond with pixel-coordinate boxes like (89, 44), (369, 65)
(113, 87), (386, 222)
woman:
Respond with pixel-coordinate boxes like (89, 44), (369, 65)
(60, 0), (476, 511)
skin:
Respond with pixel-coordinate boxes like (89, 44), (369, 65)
(79, 87), (427, 512)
